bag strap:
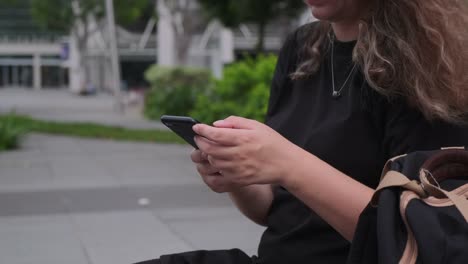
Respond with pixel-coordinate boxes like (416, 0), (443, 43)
(373, 170), (468, 222)
(373, 148), (468, 222)
(419, 170), (468, 221)
(420, 148), (468, 221)
(371, 171), (426, 206)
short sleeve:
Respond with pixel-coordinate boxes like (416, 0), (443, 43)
(382, 99), (468, 158)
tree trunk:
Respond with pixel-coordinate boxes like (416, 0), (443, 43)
(256, 21), (266, 54)
(74, 23), (90, 93)
(175, 33), (191, 65)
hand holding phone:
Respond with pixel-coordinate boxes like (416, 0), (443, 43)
(161, 115), (201, 149)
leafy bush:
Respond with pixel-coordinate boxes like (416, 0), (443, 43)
(191, 55), (277, 124)
(0, 113), (26, 151)
(144, 66), (213, 120)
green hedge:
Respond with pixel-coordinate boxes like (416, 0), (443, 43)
(191, 55), (277, 124)
(0, 113), (25, 151)
(144, 55), (278, 125)
(143, 66), (212, 120)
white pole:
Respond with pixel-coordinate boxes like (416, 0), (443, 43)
(33, 54), (42, 90)
(157, 0), (176, 66)
(138, 18), (156, 50)
(105, 0), (122, 111)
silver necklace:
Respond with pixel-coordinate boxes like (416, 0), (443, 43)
(331, 35), (357, 98)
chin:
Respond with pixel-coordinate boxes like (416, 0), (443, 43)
(310, 7), (335, 21)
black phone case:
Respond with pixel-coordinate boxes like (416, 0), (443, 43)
(161, 115), (200, 149)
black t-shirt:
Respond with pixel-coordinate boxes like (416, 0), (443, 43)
(256, 22), (468, 264)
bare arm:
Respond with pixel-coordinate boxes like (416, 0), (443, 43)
(278, 145), (373, 241)
(193, 117), (374, 241)
(228, 184), (273, 226)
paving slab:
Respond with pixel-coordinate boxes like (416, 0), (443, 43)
(49, 156), (117, 189)
(0, 162), (54, 192)
(0, 190), (68, 217)
(0, 214), (90, 264)
(70, 211), (192, 264)
(157, 207), (265, 256)
(0, 133), (265, 263)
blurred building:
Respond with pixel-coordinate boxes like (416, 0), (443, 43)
(0, 2), (68, 90)
(0, 1), (313, 92)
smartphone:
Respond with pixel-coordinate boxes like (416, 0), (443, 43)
(161, 115), (201, 149)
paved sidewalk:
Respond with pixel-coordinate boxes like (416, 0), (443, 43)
(0, 88), (166, 130)
(0, 134), (265, 264)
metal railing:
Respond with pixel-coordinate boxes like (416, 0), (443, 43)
(0, 33), (64, 44)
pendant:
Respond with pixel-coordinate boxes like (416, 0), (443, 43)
(332, 91), (341, 98)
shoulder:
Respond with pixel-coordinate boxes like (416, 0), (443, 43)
(295, 21), (321, 44)
(381, 95), (468, 157)
(281, 21), (320, 53)
(276, 21), (321, 71)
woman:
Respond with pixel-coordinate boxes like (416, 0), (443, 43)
(137, 0), (468, 263)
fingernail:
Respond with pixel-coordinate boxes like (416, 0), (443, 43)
(213, 120), (225, 126)
(193, 124), (200, 133)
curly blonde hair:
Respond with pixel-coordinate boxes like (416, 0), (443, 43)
(292, 0), (468, 123)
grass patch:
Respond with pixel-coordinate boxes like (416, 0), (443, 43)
(0, 114), (185, 145)
(0, 113), (25, 150)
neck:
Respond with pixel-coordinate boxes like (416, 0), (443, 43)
(331, 21), (360, 42)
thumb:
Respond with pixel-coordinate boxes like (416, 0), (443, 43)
(213, 116), (257, 129)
